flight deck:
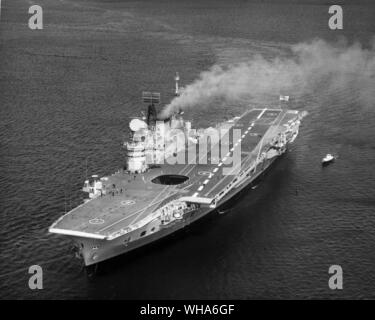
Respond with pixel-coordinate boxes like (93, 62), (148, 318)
(50, 107), (300, 239)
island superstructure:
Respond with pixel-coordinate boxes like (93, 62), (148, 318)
(49, 78), (306, 267)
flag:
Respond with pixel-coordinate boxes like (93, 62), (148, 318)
(279, 95), (290, 101)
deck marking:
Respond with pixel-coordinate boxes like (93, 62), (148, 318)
(89, 218), (105, 225)
(99, 186), (170, 232)
(204, 109), (288, 198)
(204, 160), (242, 196)
(203, 112), (277, 197)
(198, 171), (211, 176)
(178, 164), (192, 175)
(121, 200), (136, 206)
(239, 117), (282, 173)
(183, 138), (218, 176)
(190, 110), (253, 196)
(98, 197), (166, 233)
(213, 168), (218, 173)
(127, 185), (171, 227)
(256, 108), (267, 120)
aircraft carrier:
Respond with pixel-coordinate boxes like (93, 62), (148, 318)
(49, 76), (306, 267)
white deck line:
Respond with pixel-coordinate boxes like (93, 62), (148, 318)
(178, 163), (193, 175)
(127, 185), (171, 227)
(49, 228), (107, 240)
(236, 109), (286, 173)
(257, 108), (267, 119)
(204, 162), (242, 196)
(204, 109), (285, 197)
(98, 186), (169, 232)
(183, 133), (223, 176)
(97, 196), (167, 233)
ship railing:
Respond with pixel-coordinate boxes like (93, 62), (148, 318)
(107, 225), (136, 240)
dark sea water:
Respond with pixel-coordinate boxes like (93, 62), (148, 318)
(1, 0), (375, 299)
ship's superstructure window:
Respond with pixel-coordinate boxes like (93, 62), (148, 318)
(151, 174), (189, 185)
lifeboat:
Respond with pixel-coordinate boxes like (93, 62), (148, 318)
(322, 154), (335, 166)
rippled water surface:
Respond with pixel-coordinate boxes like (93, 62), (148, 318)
(1, 0), (375, 299)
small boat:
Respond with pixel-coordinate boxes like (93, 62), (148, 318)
(322, 153), (335, 166)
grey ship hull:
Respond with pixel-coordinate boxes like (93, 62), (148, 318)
(70, 150), (280, 266)
(49, 108), (305, 266)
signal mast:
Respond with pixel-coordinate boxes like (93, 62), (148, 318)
(174, 72), (180, 96)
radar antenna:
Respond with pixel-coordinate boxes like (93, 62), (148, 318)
(142, 91), (160, 127)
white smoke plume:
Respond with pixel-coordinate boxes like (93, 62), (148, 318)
(160, 38), (375, 118)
